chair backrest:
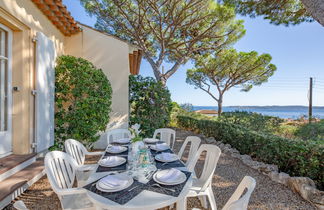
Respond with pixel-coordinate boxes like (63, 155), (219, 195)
(187, 144), (221, 191)
(222, 176), (256, 210)
(64, 139), (87, 166)
(45, 151), (78, 195)
(177, 136), (201, 166)
(153, 128), (176, 149)
(106, 128), (131, 144)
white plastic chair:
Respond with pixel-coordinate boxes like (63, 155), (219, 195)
(106, 128), (131, 144)
(65, 139), (103, 167)
(181, 144), (222, 210)
(177, 136), (201, 166)
(44, 151), (95, 210)
(222, 176), (256, 210)
(13, 201), (28, 210)
(153, 128), (176, 149)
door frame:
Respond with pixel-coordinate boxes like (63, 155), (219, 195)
(0, 23), (13, 158)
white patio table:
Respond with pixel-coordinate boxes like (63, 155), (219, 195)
(84, 144), (192, 210)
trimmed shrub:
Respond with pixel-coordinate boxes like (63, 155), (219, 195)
(54, 55), (112, 150)
(129, 75), (172, 137)
(177, 115), (324, 190)
(295, 120), (324, 141)
(218, 111), (283, 133)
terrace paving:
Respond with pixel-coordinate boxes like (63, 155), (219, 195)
(5, 128), (316, 210)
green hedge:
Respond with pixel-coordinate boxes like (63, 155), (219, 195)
(295, 120), (324, 141)
(177, 115), (324, 190)
(218, 111), (283, 133)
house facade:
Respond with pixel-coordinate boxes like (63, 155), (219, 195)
(0, 0), (141, 207)
(0, 0), (141, 159)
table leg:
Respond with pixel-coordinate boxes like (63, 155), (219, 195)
(176, 197), (187, 210)
(95, 206), (104, 210)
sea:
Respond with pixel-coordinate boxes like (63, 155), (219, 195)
(193, 106), (324, 119)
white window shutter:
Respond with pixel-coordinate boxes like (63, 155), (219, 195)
(35, 32), (56, 152)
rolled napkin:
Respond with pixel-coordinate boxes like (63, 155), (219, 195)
(108, 146), (125, 153)
(155, 143), (169, 150)
(157, 168), (182, 183)
(144, 138), (159, 143)
(114, 138), (130, 143)
(98, 174), (128, 189)
(160, 152), (177, 161)
(100, 156), (122, 166)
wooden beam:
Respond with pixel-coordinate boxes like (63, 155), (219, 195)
(129, 54), (134, 75)
(136, 50), (143, 74)
(133, 51), (138, 75)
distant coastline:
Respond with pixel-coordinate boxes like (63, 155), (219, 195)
(193, 105), (324, 119)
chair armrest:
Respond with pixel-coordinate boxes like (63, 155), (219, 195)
(58, 187), (87, 196)
(85, 151), (104, 156)
(77, 164), (97, 172)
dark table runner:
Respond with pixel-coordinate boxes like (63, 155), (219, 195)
(86, 143), (191, 205)
(84, 170), (191, 205)
(150, 148), (186, 170)
(145, 170), (191, 197)
(84, 179), (146, 205)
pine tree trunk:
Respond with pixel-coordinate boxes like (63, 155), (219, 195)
(217, 96), (223, 117)
(160, 77), (167, 86)
(301, 0), (324, 26)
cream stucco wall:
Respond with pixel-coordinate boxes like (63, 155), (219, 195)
(0, 0), (65, 154)
(65, 25), (130, 149)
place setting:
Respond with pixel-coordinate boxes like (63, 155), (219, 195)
(147, 168), (191, 197)
(143, 137), (160, 144)
(84, 171), (146, 205)
(149, 142), (172, 155)
(96, 155), (128, 172)
(106, 145), (128, 154)
(154, 151), (186, 170)
(111, 138), (131, 145)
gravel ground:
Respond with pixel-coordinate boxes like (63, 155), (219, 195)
(7, 128), (316, 210)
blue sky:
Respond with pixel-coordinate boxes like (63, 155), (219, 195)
(63, 0), (324, 106)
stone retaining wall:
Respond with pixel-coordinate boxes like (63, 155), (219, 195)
(204, 136), (324, 209)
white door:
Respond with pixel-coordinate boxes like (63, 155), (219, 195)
(0, 24), (12, 158)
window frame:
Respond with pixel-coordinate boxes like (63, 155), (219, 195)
(0, 23), (12, 133)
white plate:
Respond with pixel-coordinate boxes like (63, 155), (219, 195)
(150, 144), (169, 151)
(113, 138), (130, 144)
(153, 169), (186, 185)
(155, 153), (179, 162)
(106, 146), (128, 154)
(144, 138), (159, 143)
(96, 174), (133, 192)
(99, 156), (126, 167)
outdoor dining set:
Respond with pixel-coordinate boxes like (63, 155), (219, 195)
(26, 126), (256, 210)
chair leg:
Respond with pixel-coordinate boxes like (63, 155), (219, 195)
(207, 186), (217, 210)
(198, 195), (208, 209)
(176, 197), (187, 210)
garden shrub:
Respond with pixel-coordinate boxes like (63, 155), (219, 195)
(218, 111), (283, 133)
(54, 55), (112, 150)
(169, 102), (212, 127)
(129, 75), (172, 137)
(295, 120), (324, 141)
(177, 115), (324, 190)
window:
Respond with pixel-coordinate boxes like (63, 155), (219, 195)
(0, 27), (8, 131)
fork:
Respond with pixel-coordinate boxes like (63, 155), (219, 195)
(127, 185), (140, 192)
(152, 183), (176, 192)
